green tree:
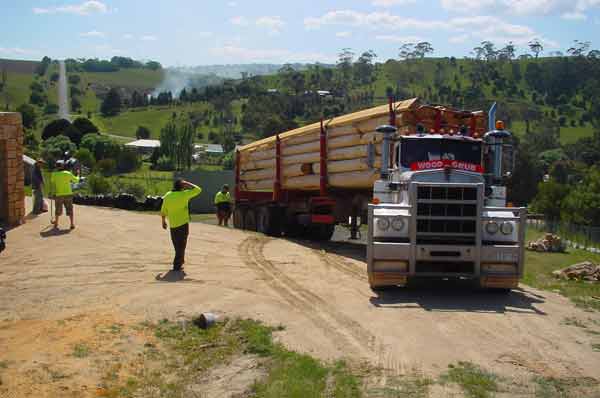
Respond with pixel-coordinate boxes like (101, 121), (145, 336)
(562, 168), (600, 225)
(74, 147), (96, 169)
(116, 149), (141, 173)
(16, 104), (37, 129)
(80, 134), (120, 160)
(159, 119), (195, 170)
(101, 88), (122, 116)
(528, 39), (544, 58)
(530, 180), (569, 221)
(136, 126), (151, 139)
(42, 118), (71, 140)
(73, 117), (99, 136)
(64, 124), (84, 146)
(41, 135), (76, 167)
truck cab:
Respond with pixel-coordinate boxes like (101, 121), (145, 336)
(367, 122), (526, 291)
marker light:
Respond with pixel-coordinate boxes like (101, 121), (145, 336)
(496, 120), (505, 130)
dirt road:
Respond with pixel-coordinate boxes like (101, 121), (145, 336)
(57, 60), (69, 121)
(1, 201), (600, 395)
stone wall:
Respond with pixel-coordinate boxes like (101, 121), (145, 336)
(0, 112), (25, 227)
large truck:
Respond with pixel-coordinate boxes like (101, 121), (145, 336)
(234, 98), (525, 290)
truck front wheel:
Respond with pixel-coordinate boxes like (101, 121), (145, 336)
(257, 206), (281, 237)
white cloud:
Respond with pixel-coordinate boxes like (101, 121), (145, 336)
(94, 44), (123, 56)
(375, 34), (423, 43)
(0, 47), (40, 56)
(209, 45), (335, 63)
(255, 16), (285, 34)
(80, 30), (105, 38)
(122, 33), (134, 39)
(33, 0), (108, 15)
(304, 10), (446, 30)
(562, 11), (587, 19)
(227, 1), (237, 6)
(336, 31), (352, 38)
(448, 34), (469, 44)
(141, 35), (158, 41)
(230, 16), (249, 26)
(372, 0), (416, 6)
(441, 0), (600, 19)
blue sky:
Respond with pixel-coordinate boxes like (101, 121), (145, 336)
(1, 0), (600, 66)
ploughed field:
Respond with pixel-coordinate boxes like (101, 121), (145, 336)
(1, 200), (600, 396)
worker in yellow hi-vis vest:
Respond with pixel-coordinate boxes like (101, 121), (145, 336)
(214, 184), (233, 227)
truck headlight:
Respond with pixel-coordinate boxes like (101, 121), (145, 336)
(376, 217), (390, 231)
(391, 216), (405, 231)
(485, 221), (499, 234)
(500, 222), (514, 235)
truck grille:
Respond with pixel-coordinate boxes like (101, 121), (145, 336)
(416, 185), (479, 244)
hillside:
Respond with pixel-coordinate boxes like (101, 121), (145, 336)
(0, 58), (39, 109)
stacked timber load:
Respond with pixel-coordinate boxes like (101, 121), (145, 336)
(237, 98), (487, 192)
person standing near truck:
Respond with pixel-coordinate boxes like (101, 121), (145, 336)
(214, 184), (233, 227)
(50, 162), (80, 229)
(161, 179), (202, 271)
(32, 160), (46, 215)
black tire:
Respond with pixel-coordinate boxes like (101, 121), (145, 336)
(233, 207), (245, 229)
(244, 209), (257, 232)
(308, 224), (335, 241)
(284, 219), (305, 238)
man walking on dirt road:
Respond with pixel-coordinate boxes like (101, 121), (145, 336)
(161, 179), (202, 272)
(50, 163), (80, 230)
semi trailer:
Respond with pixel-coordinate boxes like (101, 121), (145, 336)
(234, 98), (525, 290)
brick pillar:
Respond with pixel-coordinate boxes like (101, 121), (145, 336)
(0, 112), (25, 227)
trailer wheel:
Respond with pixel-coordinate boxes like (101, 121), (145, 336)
(308, 224), (335, 241)
(233, 207), (245, 229)
(244, 209), (257, 231)
(257, 206), (281, 237)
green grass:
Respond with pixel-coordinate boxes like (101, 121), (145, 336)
(72, 343), (90, 358)
(81, 68), (164, 90)
(0, 71), (35, 110)
(91, 103), (210, 138)
(523, 228), (600, 311)
(533, 376), (599, 398)
(441, 361), (498, 398)
(103, 318), (363, 398)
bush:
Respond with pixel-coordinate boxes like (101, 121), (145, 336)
(68, 75), (81, 85)
(17, 103), (37, 129)
(42, 118), (71, 140)
(87, 174), (113, 195)
(156, 155), (174, 171)
(136, 126), (151, 139)
(44, 103), (59, 115)
(74, 148), (95, 169)
(64, 124), (83, 146)
(41, 135), (76, 168)
(81, 134), (120, 160)
(116, 149), (141, 173)
(73, 117), (99, 136)
(116, 181), (145, 200)
(96, 158), (117, 176)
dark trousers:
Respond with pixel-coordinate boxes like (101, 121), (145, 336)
(170, 223), (189, 270)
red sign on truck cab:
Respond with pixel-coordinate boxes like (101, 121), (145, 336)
(410, 160), (483, 173)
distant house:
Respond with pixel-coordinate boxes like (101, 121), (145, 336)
(125, 139), (161, 155)
(192, 144), (225, 163)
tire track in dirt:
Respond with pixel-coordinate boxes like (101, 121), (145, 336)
(238, 235), (375, 356)
(317, 251), (367, 282)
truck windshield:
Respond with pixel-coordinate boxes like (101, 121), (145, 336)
(399, 138), (482, 168)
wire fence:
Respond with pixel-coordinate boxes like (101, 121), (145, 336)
(528, 217), (600, 253)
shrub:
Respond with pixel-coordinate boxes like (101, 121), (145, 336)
(73, 117), (99, 136)
(81, 134), (120, 160)
(96, 158), (117, 176)
(42, 119), (71, 140)
(136, 126), (151, 139)
(116, 149), (141, 173)
(44, 103), (59, 115)
(87, 174), (113, 195)
(117, 182), (145, 200)
(41, 135), (76, 168)
(156, 155), (174, 171)
(74, 148), (95, 169)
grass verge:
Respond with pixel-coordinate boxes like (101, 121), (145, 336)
(102, 318), (363, 398)
(441, 361), (498, 398)
(523, 228), (600, 311)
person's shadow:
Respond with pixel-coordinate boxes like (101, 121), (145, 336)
(155, 270), (186, 282)
(39, 225), (72, 238)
